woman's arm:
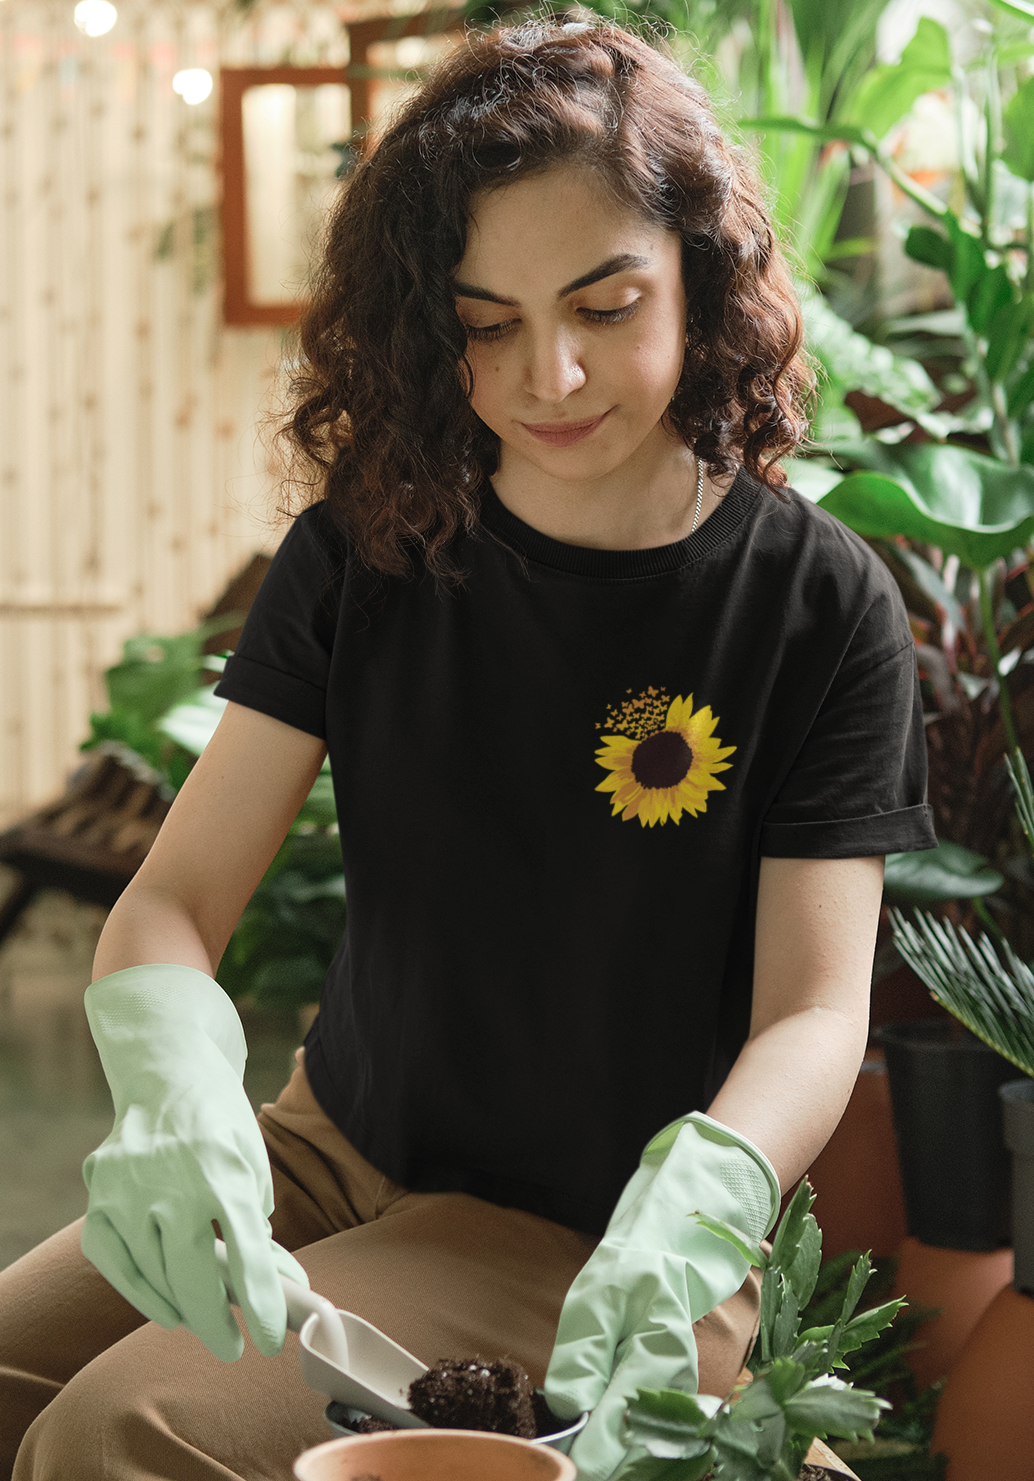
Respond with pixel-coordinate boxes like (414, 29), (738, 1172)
(705, 854), (884, 1193)
(92, 700), (328, 981)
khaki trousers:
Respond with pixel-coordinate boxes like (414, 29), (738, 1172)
(0, 1051), (761, 1480)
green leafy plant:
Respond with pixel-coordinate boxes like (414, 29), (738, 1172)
(891, 749), (1034, 1081)
(749, 4), (1034, 446)
(765, 7), (1034, 449)
(613, 1182), (903, 1480)
(883, 840), (1003, 911)
(83, 624), (343, 1010)
(216, 768), (345, 1012)
(82, 617), (240, 792)
(815, 442), (1034, 946)
(804, 59), (1034, 910)
(157, 681), (344, 1012)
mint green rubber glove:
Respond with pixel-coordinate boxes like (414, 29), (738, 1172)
(81, 964), (310, 1362)
(545, 1113), (780, 1481)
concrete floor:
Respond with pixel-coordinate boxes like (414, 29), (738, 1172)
(0, 872), (304, 1271)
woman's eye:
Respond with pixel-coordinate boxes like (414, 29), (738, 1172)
(464, 320), (516, 343)
(581, 302), (640, 325)
(462, 301), (639, 342)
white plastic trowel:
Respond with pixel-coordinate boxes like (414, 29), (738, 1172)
(214, 1239), (430, 1428)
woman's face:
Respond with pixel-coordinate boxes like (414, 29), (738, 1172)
(453, 165), (688, 491)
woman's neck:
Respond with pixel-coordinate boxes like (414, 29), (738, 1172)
(490, 438), (730, 552)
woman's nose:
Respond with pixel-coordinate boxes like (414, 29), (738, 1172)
(523, 328), (587, 403)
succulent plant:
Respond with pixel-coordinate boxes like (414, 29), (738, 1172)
(614, 1181), (902, 1481)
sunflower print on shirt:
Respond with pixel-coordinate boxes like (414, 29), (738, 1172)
(594, 686), (736, 827)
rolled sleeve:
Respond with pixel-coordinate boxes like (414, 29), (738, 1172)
(760, 637), (937, 859)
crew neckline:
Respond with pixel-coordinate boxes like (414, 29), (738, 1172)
(477, 465), (761, 579)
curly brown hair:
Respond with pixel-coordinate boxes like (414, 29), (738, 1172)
(283, 19), (812, 578)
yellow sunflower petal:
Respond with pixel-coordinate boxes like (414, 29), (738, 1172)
(596, 738), (636, 765)
(685, 708), (718, 742)
(612, 783), (643, 810)
(635, 791), (656, 826)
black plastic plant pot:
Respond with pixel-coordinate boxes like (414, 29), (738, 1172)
(1000, 1079), (1034, 1295)
(881, 1021), (1015, 1251)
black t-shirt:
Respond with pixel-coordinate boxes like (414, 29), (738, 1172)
(216, 469), (935, 1234)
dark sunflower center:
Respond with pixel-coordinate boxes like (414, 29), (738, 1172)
(631, 729), (693, 789)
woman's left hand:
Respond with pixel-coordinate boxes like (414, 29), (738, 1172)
(544, 1114), (779, 1481)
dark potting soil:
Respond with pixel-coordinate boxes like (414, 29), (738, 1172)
(408, 1357), (537, 1438)
(337, 1357), (567, 1440)
(353, 1415), (396, 1434)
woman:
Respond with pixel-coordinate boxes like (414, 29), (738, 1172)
(0, 20), (934, 1481)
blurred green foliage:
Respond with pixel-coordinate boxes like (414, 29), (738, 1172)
(85, 622), (342, 1010)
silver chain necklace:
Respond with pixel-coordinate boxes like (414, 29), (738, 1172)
(690, 456), (705, 536)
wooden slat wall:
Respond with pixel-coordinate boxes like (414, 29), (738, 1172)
(0, 0), (382, 825)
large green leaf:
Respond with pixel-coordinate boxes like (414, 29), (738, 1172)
(883, 840), (1004, 906)
(103, 616), (239, 727)
(985, 294), (1034, 383)
(906, 214), (987, 307)
(802, 290), (938, 421)
(985, 0), (1034, 22)
(846, 18), (952, 142)
(904, 221), (1031, 382)
(158, 686), (228, 755)
(1004, 76), (1034, 182)
(1008, 361), (1034, 420)
(818, 444), (1034, 568)
(622, 1389), (717, 1460)
(967, 262), (1013, 337)
(768, 1180), (816, 1275)
(904, 224), (953, 277)
(784, 1379), (886, 1440)
(784, 1214), (823, 1311)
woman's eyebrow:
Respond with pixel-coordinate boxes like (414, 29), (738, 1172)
(452, 252), (650, 305)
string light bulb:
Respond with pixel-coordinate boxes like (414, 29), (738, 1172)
(73, 2), (117, 36)
(172, 69), (213, 106)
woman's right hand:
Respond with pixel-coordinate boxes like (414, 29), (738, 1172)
(81, 964), (310, 1361)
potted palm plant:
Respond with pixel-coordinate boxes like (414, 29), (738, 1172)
(892, 749), (1034, 1293)
(890, 752), (1034, 1477)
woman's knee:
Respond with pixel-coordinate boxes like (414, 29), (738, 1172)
(0, 1220), (146, 1476)
(13, 1319), (328, 1481)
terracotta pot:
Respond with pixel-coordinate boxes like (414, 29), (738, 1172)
(293, 1429), (577, 1481)
(807, 1051), (907, 1259)
(931, 1281), (1034, 1480)
(891, 1236), (1013, 1389)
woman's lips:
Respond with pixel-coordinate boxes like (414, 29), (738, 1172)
(521, 411), (610, 447)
